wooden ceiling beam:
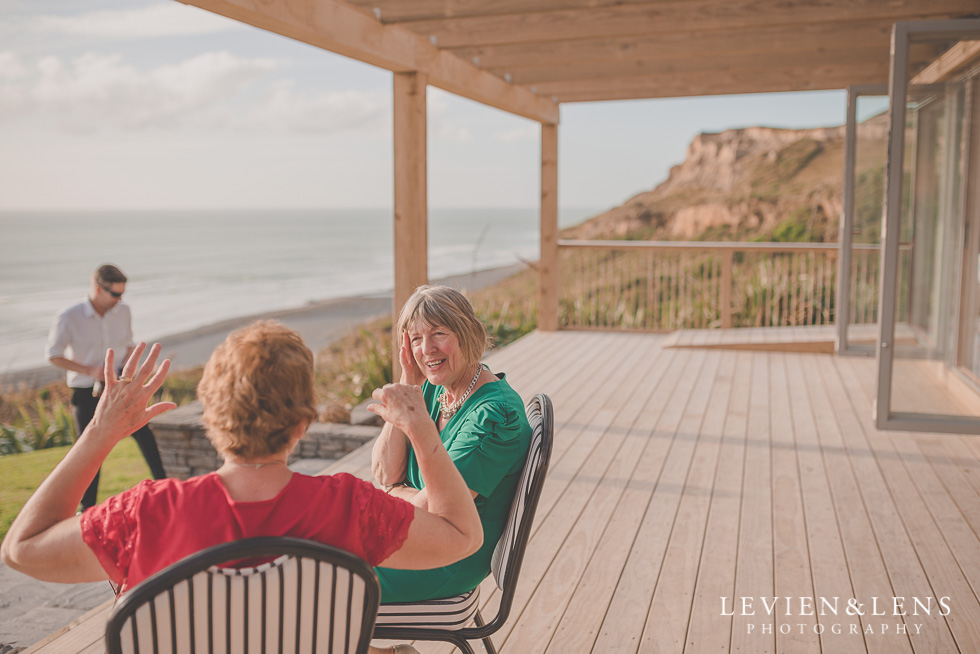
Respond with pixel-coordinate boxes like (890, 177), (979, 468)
(912, 40), (980, 84)
(175, 0), (558, 123)
(395, 1), (979, 48)
(542, 62), (892, 102)
(450, 20), (898, 69)
(343, 0), (702, 23)
(491, 46), (894, 85)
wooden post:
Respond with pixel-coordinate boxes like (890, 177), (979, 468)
(720, 251), (733, 329)
(393, 72), (428, 380)
(539, 122), (559, 331)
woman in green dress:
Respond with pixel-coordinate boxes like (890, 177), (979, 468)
(370, 284), (532, 602)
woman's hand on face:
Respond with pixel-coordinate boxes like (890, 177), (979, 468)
(367, 383), (429, 435)
(88, 343), (176, 444)
(399, 330), (425, 387)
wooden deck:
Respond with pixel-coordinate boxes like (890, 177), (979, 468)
(26, 329), (980, 653)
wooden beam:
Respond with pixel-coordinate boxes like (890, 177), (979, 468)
(450, 20), (900, 69)
(394, 0), (979, 48)
(343, 0), (699, 23)
(912, 40), (980, 84)
(344, 0), (973, 25)
(539, 123), (559, 332)
(492, 46), (891, 85)
(393, 71), (428, 377)
(176, 0), (557, 124)
(546, 63), (891, 102)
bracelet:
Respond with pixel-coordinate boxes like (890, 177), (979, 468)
(384, 482), (408, 494)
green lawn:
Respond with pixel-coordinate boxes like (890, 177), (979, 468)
(0, 438), (153, 544)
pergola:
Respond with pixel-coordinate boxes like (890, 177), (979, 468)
(178, 0), (979, 332)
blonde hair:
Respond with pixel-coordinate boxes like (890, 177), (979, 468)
(397, 285), (490, 367)
(197, 321), (317, 459)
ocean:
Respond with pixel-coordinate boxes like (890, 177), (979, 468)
(0, 208), (595, 375)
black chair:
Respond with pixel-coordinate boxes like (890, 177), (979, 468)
(105, 536), (380, 654)
(374, 393), (554, 654)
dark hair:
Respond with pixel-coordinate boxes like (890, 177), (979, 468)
(93, 264), (127, 286)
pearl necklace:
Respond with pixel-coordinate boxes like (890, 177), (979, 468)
(439, 364), (485, 420)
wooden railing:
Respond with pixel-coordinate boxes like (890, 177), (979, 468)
(556, 240), (883, 331)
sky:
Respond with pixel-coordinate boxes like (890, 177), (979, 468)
(0, 1), (879, 213)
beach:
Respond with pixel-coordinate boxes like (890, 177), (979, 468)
(0, 263), (526, 392)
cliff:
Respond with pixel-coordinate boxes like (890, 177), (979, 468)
(564, 113), (888, 242)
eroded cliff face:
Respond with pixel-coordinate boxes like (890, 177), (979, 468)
(565, 116), (887, 242)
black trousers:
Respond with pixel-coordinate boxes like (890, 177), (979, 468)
(70, 387), (167, 510)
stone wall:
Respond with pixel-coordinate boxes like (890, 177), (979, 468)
(149, 401), (381, 479)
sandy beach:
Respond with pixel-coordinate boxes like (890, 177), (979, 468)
(0, 263), (526, 391)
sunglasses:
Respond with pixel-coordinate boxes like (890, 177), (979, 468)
(100, 285), (124, 299)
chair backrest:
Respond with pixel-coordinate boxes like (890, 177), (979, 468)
(489, 394), (554, 609)
(105, 536), (381, 654)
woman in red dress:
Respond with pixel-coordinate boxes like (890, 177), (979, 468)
(2, 321), (482, 654)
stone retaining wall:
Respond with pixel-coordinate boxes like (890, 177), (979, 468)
(149, 401), (380, 479)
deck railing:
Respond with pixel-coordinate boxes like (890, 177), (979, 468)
(557, 240), (883, 331)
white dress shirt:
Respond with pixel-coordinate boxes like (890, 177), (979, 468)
(46, 298), (135, 388)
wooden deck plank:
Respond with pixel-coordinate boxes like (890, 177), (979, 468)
(916, 434), (980, 552)
(457, 334), (664, 653)
(590, 348), (713, 652)
(639, 350), (732, 653)
(21, 599), (113, 654)
(728, 352), (775, 653)
(546, 348), (721, 653)
(549, 344), (688, 652)
(935, 435), (980, 512)
(468, 339), (668, 643)
(505, 337), (682, 651)
(684, 350), (751, 653)
(785, 353), (866, 654)
(961, 433), (980, 470)
(896, 433), (980, 613)
(835, 355), (980, 652)
(818, 355), (959, 654)
(543, 344), (710, 653)
(800, 353), (912, 654)
(769, 354), (820, 654)
(886, 450), (980, 650)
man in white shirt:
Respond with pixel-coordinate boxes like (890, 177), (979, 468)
(46, 264), (166, 511)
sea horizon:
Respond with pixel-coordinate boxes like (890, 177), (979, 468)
(0, 207), (599, 375)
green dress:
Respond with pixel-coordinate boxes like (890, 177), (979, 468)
(376, 372), (532, 602)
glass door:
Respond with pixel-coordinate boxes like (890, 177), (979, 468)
(876, 19), (980, 433)
(837, 85), (888, 355)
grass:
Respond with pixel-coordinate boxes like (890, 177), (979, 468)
(0, 437), (152, 543)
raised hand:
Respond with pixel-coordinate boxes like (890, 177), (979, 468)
(399, 330), (425, 387)
(367, 382), (430, 437)
(87, 343), (176, 443)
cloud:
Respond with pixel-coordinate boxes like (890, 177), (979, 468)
(239, 81), (389, 134)
(0, 50), (281, 131)
(0, 51), (390, 135)
(0, 52), (283, 132)
(427, 87), (473, 144)
(493, 126), (538, 143)
(435, 123), (473, 144)
(11, 3), (243, 39)
(0, 52), (26, 80)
